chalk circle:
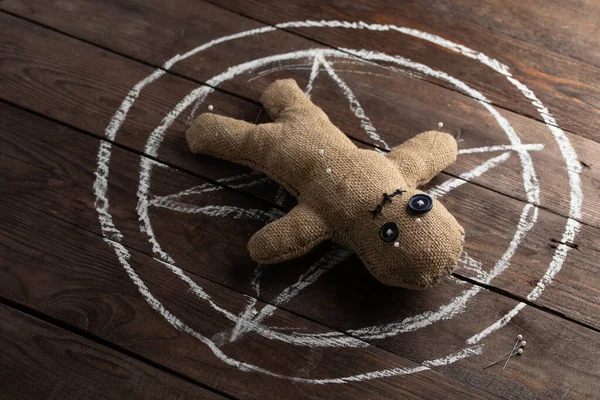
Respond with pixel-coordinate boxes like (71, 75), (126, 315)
(96, 21), (582, 383)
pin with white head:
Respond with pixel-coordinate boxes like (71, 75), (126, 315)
(502, 334), (526, 369)
(204, 104), (216, 123)
(483, 334), (526, 370)
(429, 122), (444, 151)
(318, 148), (334, 178)
(208, 105), (217, 123)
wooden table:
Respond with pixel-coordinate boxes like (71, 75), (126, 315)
(1, 1), (599, 398)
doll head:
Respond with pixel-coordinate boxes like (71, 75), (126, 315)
(345, 187), (465, 289)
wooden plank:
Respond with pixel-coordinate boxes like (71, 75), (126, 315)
(0, 199), (501, 399)
(3, 0), (599, 144)
(1, 13), (600, 328)
(2, 95), (600, 333)
(2, 178), (600, 398)
(1, 9), (599, 233)
(369, 0), (600, 69)
(2, 93), (600, 355)
(204, 0), (600, 143)
(0, 11), (290, 207)
(0, 305), (227, 400)
(0, 3), (598, 398)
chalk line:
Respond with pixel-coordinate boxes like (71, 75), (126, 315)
(304, 55), (321, 99)
(423, 345), (483, 367)
(135, 47), (538, 347)
(458, 143), (544, 155)
(318, 55), (390, 150)
(137, 158), (175, 263)
(457, 252), (490, 282)
(505, 77), (582, 219)
(468, 218), (581, 344)
(151, 201), (283, 221)
(466, 302), (527, 345)
(250, 264), (264, 297)
(429, 152), (511, 198)
(228, 297), (258, 343)
(149, 173), (269, 206)
(242, 248), (350, 337)
(94, 141), (123, 242)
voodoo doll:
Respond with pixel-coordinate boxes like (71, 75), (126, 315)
(186, 79), (464, 289)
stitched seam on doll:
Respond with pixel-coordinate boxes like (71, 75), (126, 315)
(369, 189), (406, 218)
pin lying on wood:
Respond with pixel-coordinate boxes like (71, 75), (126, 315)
(483, 335), (527, 370)
(186, 79), (465, 289)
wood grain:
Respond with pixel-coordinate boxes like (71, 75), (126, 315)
(0, 305), (227, 400)
(1, 12), (600, 329)
(1, 2), (600, 398)
(2, 100), (600, 400)
(1, 8), (599, 232)
(0, 197), (503, 399)
(205, 0), (600, 142)
(2, 0), (598, 144)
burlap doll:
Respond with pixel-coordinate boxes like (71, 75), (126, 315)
(186, 79), (465, 289)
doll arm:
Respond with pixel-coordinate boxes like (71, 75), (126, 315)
(386, 131), (457, 187)
(248, 203), (331, 264)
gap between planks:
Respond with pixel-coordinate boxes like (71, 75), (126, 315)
(1, 7), (597, 151)
(0, 11), (595, 233)
(198, 1), (600, 144)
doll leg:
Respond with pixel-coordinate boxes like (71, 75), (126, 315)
(186, 112), (300, 194)
(261, 79), (322, 121)
(186, 112), (284, 169)
(187, 113), (260, 161)
(386, 131), (457, 187)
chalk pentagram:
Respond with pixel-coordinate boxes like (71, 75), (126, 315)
(94, 21), (583, 383)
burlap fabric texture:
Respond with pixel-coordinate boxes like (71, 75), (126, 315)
(186, 79), (465, 289)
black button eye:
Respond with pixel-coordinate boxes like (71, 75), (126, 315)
(379, 222), (399, 243)
(407, 194), (433, 214)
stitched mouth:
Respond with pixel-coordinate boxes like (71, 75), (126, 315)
(369, 189), (406, 218)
